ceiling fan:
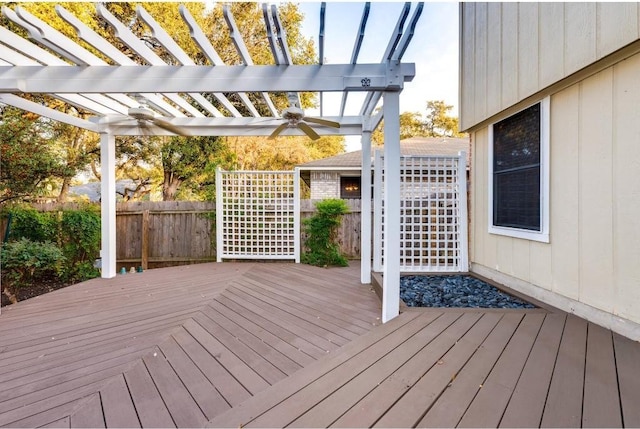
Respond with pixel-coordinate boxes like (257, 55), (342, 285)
(268, 106), (340, 140)
(125, 103), (190, 137)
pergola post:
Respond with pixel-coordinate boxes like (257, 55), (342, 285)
(382, 91), (401, 323)
(100, 133), (117, 278)
(360, 130), (372, 284)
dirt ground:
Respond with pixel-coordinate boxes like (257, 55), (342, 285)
(1, 277), (73, 307)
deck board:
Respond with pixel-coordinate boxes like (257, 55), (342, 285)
(614, 333), (640, 427)
(499, 313), (566, 428)
(124, 358), (176, 428)
(540, 315), (588, 428)
(69, 393), (105, 428)
(457, 313), (545, 428)
(417, 313), (524, 428)
(352, 312), (501, 428)
(2, 262), (639, 428)
(99, 375), (141, 428)
(582, 323), (622, 427)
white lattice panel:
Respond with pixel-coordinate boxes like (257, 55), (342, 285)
(374, 152), (468, 272)
(216, 169), (300, 261)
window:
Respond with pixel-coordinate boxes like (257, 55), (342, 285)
(488, 98), (549, 242)
(340, 176), (361, 199)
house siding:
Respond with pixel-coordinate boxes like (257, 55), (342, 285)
(461, 2), (640, 130)
(469, 52), (640, 331)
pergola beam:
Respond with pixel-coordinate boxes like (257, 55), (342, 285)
(0, 63), (414, 94)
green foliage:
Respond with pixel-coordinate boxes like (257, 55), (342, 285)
(301, 199), (350, 267)
(4, 205), (58, 243)
(0, 107), (64, 203)
(1, 238), (65, 297)
(3, 205), (101, 283)
(371, 100), (466, 146)
(59, 207), (101, 281)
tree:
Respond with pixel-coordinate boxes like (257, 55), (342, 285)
(0, 107), (64, 203)
(371, 112), (427, 146)
(226, 135), (344, 171)
(424, 100), (464, 137)
(161, 136), (235, 201)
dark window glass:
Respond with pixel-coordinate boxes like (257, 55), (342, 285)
(340, 176), (361, 199)
(493, 103), (541, 231)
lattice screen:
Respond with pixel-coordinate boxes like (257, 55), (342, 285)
(374, 152), (468, 272)
(216, 169), (300, 261)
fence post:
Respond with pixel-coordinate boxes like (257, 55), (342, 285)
(141, 209), (149, 270)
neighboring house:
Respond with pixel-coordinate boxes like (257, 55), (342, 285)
(460, 3), (640, 339)
(298, 137), (470, 200)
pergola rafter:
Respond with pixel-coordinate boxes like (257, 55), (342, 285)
(0, 1), (424, 324)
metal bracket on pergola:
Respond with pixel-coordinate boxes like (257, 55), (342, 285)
(0, 2), (424, 323)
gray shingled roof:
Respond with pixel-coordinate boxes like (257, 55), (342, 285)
(298, 137), (471, 169)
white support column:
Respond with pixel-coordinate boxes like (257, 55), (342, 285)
(360, 130), (372, 284)
(382, 91), (401, 323)
(293, 167), (301, 264)
(373, 149), (383, 272)
(100, 133), (116, 278)
(216, 166), (223, 262)
(458, 151), (469, 272)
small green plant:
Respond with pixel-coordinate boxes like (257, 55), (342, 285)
(302, 198), (350, 267)
(1, 238), (65, 304)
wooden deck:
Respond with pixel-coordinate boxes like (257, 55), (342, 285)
(1, 263), (639, 428)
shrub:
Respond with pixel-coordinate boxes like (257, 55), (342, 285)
(302, 198), (350, 267)
(59, 207), (101, 281)
(3, 205), (57, 243)
(1, 238), (65, 303)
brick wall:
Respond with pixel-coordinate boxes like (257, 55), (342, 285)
(310, 171), (340, 199)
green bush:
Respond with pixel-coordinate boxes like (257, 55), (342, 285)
(1, 238), (65, 303)
(3, 205), (57, 243)
(2, 204), (101, 283)
(302, 198), (350, 267)
(59, 207), (101, 281)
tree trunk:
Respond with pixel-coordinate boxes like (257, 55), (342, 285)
(57, 177), (71, 203)
(3, 287), (17, 304)
(162, 173), (181, 201)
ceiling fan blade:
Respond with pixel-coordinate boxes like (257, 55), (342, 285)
(268, 122), (289, 140)
(298, 122), (320, 140)
(152, 118), (191, 136)
(303, 116), (340, 128)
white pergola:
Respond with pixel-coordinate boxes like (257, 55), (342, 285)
(0, 2), (423, 323)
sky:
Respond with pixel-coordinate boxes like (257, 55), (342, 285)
(296, 2), (460, 151)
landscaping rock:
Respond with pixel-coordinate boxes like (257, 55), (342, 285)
(400, 275), (536, 309)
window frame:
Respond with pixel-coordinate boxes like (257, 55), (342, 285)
(488, 97), (550, 243)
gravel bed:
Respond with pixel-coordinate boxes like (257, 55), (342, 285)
(400, 275), (536, 309)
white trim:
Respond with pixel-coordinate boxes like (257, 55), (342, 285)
(488, 96), (550, 243)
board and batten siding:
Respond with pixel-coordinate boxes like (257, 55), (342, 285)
(470, 52), (640, 332)
(460, 2), (640, 130)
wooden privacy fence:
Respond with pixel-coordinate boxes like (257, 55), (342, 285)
(3, 200), (365, 270)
